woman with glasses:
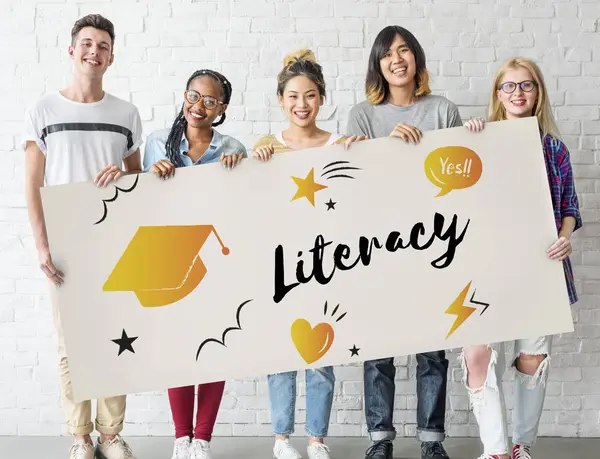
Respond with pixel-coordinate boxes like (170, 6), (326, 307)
(461, 57), (582, 459)
(142, 69), (246, 459)
(143, 68), (245, 180)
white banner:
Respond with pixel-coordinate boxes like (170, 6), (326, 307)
(41, 117), (573, 401)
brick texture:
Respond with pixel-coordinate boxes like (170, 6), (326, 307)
(0, 0), (598, 438)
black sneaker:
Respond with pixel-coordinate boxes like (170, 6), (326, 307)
(421, 441), (450, 459)
(365, 439), (393, 459)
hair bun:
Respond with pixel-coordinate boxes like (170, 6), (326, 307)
(283, 49), (317, 68)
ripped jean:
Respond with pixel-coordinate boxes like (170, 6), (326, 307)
(268, 367), (335, 438)
(460, 336), (552, 456)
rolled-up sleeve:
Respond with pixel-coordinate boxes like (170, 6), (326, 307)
(225, 137), (247, 158)
(125, 108), (144, 159)
(237, 144), (248, 158)
(22, 106), (46, 154)
(557, 140), (582, 232)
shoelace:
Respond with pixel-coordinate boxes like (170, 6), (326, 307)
(478, 455), (501, 459)
(71, 442), (92, 458)
(274, 441), (298, 456)
(192, 441), (210, 458)
(422, 442), (446, 458)
(103, 436), (134, 457)
(174, 439), (190, 458)
(365, 439), (392, 458)
(513, 446), (531, 459)
(309, 443), (331, 459)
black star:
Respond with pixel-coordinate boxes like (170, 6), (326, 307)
(111, 329), (138, 356)
(349, 345), (360, 357)
(325, 199), (336, 211)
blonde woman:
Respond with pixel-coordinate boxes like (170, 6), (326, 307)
(252, 49), (365, 459)
(462, 58), (582, 459)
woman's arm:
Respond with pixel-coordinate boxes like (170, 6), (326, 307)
(557, 140), (582, 233)
(547, 139), (582, 261)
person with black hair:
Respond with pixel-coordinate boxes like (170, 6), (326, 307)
(346, 26), (463, 459)
(252, 49), (366, 459)
(143, 68), (245, 181)
(142, 69), (245, 459)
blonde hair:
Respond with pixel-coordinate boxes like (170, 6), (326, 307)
(283, 49), (317, 68)
(489, 57), (561, 139)
(277, 48), (325, 97)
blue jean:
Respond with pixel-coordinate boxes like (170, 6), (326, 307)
(268, 367), (335, 438)
(364, 352), (449, 442)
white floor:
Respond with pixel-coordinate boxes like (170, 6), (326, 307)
(0, 436), (598, 459)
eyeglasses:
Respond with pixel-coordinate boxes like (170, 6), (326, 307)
(184, 89), (224, 109)
(498, 80), (537, 94)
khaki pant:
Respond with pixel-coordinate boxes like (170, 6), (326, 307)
(51, 286), (127, 436)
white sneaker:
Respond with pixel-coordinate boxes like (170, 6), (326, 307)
(307, 443), (331, 459)
(171, 437), (191, 459)
(68, 439), (94, 459)
(96, 434), (136, 459)
(273, 439), (302, 459)
(191, 439), (213, 459)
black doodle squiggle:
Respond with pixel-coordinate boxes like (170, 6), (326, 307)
(322, 160), (350, 170)
(327, 175), (357, 180)
(321, 160), (362, 180)
(321, 166), (362, 178)
(195, 299), (253, 360)
(470, 289), (490, 315)
(94, 174), (140, 225)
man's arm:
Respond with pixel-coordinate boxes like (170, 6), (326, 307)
(123, 148), (142, 173)
(94, 149), (143, 187)
(25, 141), (64, 284)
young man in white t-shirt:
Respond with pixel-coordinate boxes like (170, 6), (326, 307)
(23, 14), (142, 459)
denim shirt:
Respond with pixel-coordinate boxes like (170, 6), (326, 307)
(142, 127), (247, 171)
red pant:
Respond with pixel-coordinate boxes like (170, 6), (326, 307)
(168, 381), (225, 441)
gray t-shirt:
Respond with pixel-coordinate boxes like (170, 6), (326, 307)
(345, 94), (463, 139)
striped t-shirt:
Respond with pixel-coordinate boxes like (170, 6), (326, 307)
(22, 91), (143, 186)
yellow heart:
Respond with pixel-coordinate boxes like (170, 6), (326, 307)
(291, 319), (334, 364)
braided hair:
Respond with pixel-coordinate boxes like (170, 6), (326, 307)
(165, 69), (233, 167)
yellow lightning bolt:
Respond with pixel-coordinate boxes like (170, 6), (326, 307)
(445, 281), (477, 339)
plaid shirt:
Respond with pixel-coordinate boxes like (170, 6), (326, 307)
(542, 134), (582, 305)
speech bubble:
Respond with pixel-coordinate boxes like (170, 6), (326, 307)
(424, 146), (482, 197)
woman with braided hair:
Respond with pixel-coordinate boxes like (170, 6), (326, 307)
(143, 68), (246, 181)
(142, 69), (245, 459)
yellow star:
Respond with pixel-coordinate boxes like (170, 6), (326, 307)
(291, 168), (328, 206)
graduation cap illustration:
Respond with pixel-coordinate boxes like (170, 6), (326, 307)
(103, 225), (229, 307)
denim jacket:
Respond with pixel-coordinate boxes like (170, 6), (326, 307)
(142, 128), (247, 171)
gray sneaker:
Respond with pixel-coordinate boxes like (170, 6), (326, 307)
(365, 439), (393, 459)
(421, 441), (450, 459)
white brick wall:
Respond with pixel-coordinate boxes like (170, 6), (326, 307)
(0, 0), (599, 437)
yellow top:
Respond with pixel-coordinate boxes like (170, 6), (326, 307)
(252, 132), (347, 154)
